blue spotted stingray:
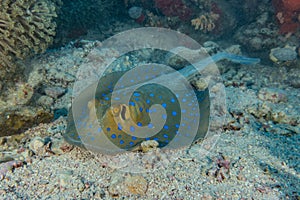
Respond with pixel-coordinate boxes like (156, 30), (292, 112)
(64, 52), (260, 154)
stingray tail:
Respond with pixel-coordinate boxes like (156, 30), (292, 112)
(180, 52), (260, 78)
(211, 52), (261, 65)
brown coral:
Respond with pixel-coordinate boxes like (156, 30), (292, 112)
(0, 0), (59, 74)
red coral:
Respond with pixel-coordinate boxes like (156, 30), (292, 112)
(282, 0), (300, 11)
(154, 0), (193, 21)
(273, 0), (300, 34)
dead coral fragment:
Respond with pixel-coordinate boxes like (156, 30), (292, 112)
(0, 0), (59, 70)
(191, 12), (219, 32)
(125, 175), (148, 195)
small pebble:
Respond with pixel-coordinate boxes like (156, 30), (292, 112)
(44, 87), (66, 99)
(141, 140), (159, 153)
(28, 137), (45, 154)
(125, 175), (148, 195)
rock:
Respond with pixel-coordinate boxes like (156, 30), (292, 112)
(0, 160), (23, 180)
(287, 68), (300, 88)
(124, 175), (148, 195)
(269, 46), (297, 63)
(249, 37), (263, 50)
(108, 173), (148, 197)
(50, 138), (70, 155)
(128, 6), (143, 20)
(28, 137), (45, 154)
(140, 140), (159, 153)
(225, 45), (242, 55)
(37, 96), (54, 107)
(58, 169), (85, 191)
(203, 41), (221, 53)
(0, 106), (53, 137)
(165, 46), (208, 69)
(58, 169), (73, 188)
(108, 173), (126, 198)
(44, 87), (66, 99)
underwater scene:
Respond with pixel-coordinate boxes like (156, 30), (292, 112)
(0, 0), (299, 199)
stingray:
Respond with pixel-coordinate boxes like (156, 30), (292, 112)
(64, 52), (260, 154)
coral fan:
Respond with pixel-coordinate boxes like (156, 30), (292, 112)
(0, 0), (59, 78)
(154, 0), (193, 21)
(272, 0), (300, 34)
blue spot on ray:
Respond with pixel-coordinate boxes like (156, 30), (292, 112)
(118, 123), (122, 130)
(130, 126), (135, 132)
(129, 102), (135, 106)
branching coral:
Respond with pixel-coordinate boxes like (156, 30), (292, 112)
(0, 0), (59, 73)
(191, 12), (219, 32)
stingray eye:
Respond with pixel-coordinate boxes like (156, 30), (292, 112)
(120, 104), (129, 121)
